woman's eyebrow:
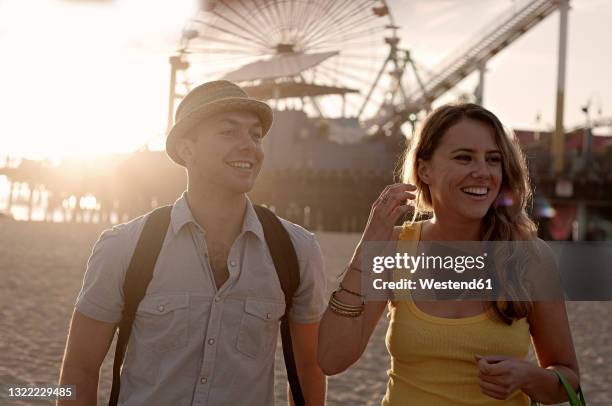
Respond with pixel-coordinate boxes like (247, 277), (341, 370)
(450, 148), (501, 154)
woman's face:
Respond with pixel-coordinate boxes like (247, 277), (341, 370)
(418, 118), (503, 222)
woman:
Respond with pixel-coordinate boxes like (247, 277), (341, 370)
(317, 103), (580, 405)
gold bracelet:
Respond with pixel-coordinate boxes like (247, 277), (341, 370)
(329, 301), (362, 317)
(329, 291), (364, 317)
(329, 305), (362, 318)
(330, 299), (362, 313)
(330, 302), (362, 315)
(330, 291), (364, 309)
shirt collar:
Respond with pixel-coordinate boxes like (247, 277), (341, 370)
(170, 192), (196, 235)
(170, 191), (265, 241)
(242, 196), (265, 241)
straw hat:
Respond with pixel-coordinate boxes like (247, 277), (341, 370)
(166, 80), (273, 166)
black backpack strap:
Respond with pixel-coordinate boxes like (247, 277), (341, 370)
(253, 205), (305, 406)
(109, 205), (172, 406)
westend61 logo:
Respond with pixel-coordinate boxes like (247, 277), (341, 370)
(371, 252), (488, 274)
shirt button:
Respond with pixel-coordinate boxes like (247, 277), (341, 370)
(208, 338), (215, 345)
(200, 377), (207, 384)
(157, 305), (165, 312)
(229, 260), (237, 267)
(266, 313), (272, 319)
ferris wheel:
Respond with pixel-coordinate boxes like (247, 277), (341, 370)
(167, 0), (403, 131)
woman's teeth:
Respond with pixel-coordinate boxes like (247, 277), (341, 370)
(461, 187), (488, 196)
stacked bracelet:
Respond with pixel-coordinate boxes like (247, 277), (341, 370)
(329, 291), (364, 318)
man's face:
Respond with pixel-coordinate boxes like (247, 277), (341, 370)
(179, 110), (265, 195)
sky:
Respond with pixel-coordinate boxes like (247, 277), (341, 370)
(0, 0), (610, 161)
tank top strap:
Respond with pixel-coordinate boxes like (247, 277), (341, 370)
(392, 221), (423, 302)
(398, 220), (422, 241)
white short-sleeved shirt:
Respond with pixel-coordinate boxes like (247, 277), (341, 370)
(75, 192), (327, 406)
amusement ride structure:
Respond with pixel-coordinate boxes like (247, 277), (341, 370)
(167, 0), (566, 138)
(4, 0), (610, 238)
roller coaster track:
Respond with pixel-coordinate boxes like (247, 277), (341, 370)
(398, 0), (560, 117)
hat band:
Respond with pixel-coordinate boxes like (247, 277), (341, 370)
(176, 88), (248, 121)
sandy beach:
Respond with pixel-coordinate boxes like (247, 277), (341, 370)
(0, 220), (610, 405)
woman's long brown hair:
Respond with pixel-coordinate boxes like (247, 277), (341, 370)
(398, 103), (539, 323)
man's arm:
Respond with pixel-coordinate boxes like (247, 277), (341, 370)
(57, 310), (117, 406)
(288, 320), (326, 406)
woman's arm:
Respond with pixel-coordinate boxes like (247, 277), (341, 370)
(316, 264), (390, 375)
(317, 183), (416, 375)
(478, 242), (580, 403)
(477, 301), (580, 403)
(524, 241), (580, 403)
(523, 300), (580, 403)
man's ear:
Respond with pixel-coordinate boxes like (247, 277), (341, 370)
(417, 158), (431, 185)
(176, 138), (195, 165)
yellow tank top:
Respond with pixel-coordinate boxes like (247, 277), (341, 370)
(382, 221), (531, 406)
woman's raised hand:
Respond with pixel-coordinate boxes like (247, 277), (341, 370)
(350, 183), (417, 269)
(363, 183), (417, 241)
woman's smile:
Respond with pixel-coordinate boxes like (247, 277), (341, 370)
(460, 185), (491, 200)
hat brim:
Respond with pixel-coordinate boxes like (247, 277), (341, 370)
(166, 97), (273, 166)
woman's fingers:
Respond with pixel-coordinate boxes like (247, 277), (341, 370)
(388, 183), (417, 194)
(391, 182), (417, 190)
(363, 183), (418, 241)
(479, 371), (508, 385)
(479, 380), (510, 400)
(391, 201), (413, 216)
(478, 355), (511, 364)
(376, 184), (417, 209)
(376, 183), (417, 203)
(396, 191), (417, 202)
(380, 191), (416, 215)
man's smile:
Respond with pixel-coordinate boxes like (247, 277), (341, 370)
(226, 160), (254, 170)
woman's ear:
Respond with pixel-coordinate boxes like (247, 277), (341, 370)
(417, 158), (431, 184)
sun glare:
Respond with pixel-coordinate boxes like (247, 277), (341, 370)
(0, 0), (198, 162)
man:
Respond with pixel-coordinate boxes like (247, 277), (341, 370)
(58, 80), (327, 405)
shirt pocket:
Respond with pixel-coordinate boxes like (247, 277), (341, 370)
(135, 293), (190, 353)
(236, 298), (286, 359)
